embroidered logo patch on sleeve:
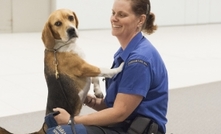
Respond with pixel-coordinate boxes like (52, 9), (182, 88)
(128, 59), (148, 66)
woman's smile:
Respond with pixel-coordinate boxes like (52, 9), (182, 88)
(112, 24), (122, 28)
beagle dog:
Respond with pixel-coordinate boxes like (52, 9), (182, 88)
(31, 9), (124, 134)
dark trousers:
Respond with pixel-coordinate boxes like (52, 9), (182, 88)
(85, 125), (164, 134)
(85, 125), (127, 134)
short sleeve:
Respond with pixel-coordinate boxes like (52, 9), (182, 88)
(118, 59), (151, 97)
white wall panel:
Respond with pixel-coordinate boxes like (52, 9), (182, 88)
(210, 0), (221, 23)
(198, 0), (210, 24)
(151, 0), (185, 26)
(1, 0), (220, 32)
(12, 0), (52, 32)
(54, 0), (221, 29)
(185, 0), (198, 24)
(0, 0), (12, 33)
(56, 0), (113, 30)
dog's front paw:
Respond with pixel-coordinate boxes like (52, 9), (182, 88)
(116, 62), (125, 72)
(92, 77), (103, 98)
(99, 62), (125, 78)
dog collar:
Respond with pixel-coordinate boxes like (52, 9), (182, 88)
(45, 44), (69, 79)
(45, 43), (68, 52)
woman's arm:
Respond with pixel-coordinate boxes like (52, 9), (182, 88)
(54, 93), (143, 126)
(75, 93), (143, 126)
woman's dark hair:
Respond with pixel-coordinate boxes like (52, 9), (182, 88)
(130, 0), (157, 34)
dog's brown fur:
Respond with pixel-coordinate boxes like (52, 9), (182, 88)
(0, 127), (12, 134)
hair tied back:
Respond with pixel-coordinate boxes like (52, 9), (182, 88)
(146, 4), (150, 15)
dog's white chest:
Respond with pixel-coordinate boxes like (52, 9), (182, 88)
(71, 45), (86, 59)
(55, 40), (86, 59)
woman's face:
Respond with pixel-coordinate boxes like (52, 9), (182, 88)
(111, 0), (140, 39)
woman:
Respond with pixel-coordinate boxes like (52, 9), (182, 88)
(53, 0), (168, 133)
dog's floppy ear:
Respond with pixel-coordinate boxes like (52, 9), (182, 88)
(73, 12), (79, 28)
(42, 22), (55, 49)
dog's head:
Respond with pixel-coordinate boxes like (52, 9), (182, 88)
(42, 9), (79, 49)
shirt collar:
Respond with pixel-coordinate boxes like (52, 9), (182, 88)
(114, 32), (144, 62)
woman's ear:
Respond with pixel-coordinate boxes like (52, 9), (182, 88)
(139, 14), (146, 25)
(42, 22), (55, 49)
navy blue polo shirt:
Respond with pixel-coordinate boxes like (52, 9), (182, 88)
(104, 32), (168, 133)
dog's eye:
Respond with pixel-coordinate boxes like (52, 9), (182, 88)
(55, 21), (62, 26)
(68, 16), (74, 21)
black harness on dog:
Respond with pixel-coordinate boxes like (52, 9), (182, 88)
(45, 45), (77, 134)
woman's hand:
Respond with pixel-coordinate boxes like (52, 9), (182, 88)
(84, 95), (96, 107)
(84, 94), (107, 111)
(53, 107), (70, 125)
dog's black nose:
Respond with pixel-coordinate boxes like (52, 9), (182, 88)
(67, 28), (78, 38)
(67, 28), (75, 35)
